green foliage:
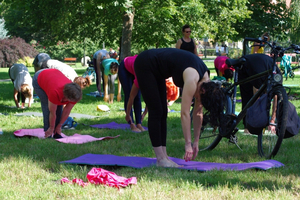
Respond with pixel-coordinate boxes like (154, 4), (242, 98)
(289, 0), (300, 44)
(1, 0), (250, 51)
(0, 18), (9, 39)
(233, 0), (291, 41)
(0, 37), (38, 68)
(32, 38), (101, 61)
(227, 48), (243, 59)
(16, 56), (34, 68)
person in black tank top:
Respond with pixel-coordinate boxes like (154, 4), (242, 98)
(134, 48), (225, 168)
(176, 24), (198, 55)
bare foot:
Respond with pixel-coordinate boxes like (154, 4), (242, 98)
(244, 129), (251, 134)
(136, 124), (146, 132)
(156, 158), (179, 168)
(130, 124), (141, 132)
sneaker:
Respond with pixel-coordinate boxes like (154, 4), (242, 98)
(53, 133), (63, 139)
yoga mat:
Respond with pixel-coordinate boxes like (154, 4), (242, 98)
(60, 154), (284, 172)
(13, 128), (119, 144)
(14, 112), (100, 119)
(169, 110), (180, 113)
(90, 121), (148, 131)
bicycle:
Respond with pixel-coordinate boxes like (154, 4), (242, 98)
(192, 37), (300, 158)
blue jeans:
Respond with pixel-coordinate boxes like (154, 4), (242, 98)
(118, 60), (142, 124)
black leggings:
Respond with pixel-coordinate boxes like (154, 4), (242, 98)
(134, 53), (168, 147)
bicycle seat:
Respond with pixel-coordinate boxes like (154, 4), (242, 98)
(226, 57), (246, 68)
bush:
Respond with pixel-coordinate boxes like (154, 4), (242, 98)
(0, 37), (38, 68)
(16, 56), (34, 68)
(227, 48), (243, 59)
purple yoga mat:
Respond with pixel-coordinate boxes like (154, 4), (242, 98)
(60, 154), (284, 172)
(90, 122), (148, 131)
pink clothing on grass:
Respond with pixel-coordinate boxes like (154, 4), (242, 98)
(214, 56), (234, 75)
(124, 55), (139, 88)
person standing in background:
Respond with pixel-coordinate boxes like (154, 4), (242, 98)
(251, 32), (270, 54)
(176, 24), (198, 56)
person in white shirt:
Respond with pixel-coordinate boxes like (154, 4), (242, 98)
(8, 64), (33, 108)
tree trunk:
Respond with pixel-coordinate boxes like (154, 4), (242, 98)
(120, 12), (134, 61)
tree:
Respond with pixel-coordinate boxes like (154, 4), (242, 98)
(232, 0), (291, 41)
(289, 0), (300, 44)
(1, 0), (250, 59)
(0, 18), (8, 39)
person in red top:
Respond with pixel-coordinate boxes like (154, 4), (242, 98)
(214, 56), (234, 81)
(118, 55), (148, 132)
(32, 69), (82, 138)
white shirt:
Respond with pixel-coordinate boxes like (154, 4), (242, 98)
(46, 59), (78, 81)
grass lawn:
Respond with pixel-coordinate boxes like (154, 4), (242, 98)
(1, 64), (300, 199)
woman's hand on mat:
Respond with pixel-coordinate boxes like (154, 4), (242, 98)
(184, 142), (199, 161)
(45, 127), (54, 138)
(184, 143), (193, 162)
(117, 93), (122, 102)
(103, 95), (109, 102)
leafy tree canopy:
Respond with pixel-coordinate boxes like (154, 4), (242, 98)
(1, 0), (251, 53)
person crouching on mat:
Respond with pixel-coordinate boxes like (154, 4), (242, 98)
(134, 48), (225, 168)
(33, 69), (82, 138)
(101, 58), (121, 104)
(8, 63), (34, 108)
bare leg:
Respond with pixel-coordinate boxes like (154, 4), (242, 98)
(136, 124), (146, 132)
(109, 94), (114, 104)
(153, 146), (179, 167)
(162, 146), (180, 166)
(130, 123), (141, 132)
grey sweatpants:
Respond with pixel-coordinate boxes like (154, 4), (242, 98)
(32, 69), (63, 131)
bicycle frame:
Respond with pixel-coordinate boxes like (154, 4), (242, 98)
(224, 69), (269, 133)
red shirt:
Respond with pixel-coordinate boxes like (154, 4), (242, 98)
(38, 69), (73, 105)
(124, 55), (139, 88)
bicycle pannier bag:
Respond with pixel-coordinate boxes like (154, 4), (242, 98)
(246, 94), (269, 135)
(278, 101), (300, 138)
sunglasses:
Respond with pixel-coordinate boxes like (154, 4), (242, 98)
(185, 31), (191, 33)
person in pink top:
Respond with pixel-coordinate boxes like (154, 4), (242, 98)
(32, 69), (82, 138)
(118, 55), (147, 132)
(214, 56), (234, 81)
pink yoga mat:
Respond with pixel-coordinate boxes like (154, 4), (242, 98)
(14, 128), (119, 144)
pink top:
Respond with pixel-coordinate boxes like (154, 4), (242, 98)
(38, 69), (74, 105)
(214, 56), (234, 75)
(124, 55), (139, 88)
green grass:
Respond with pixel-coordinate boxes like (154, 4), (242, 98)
(1, 65), (300, 199)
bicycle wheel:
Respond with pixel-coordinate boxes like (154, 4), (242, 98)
(198, 95), (232, 151)
(257, 86), (288, 158)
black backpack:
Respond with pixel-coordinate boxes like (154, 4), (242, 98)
(246, 94), (270, 135)
(278, 101), (300, 138)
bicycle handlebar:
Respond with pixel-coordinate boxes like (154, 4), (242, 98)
(244, 37), (300, 55)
